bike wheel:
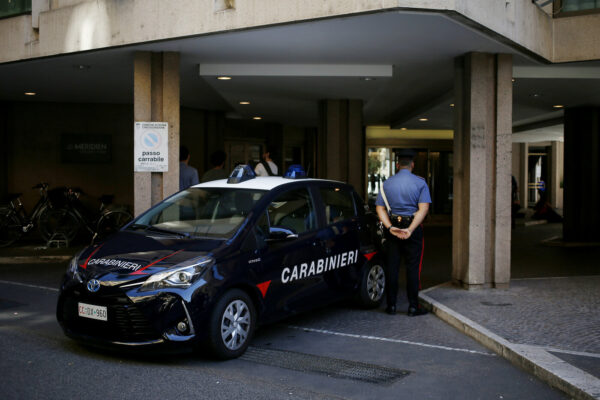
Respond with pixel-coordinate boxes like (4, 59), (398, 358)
(0, 208), (23, 247)
(38, 208), (80, 243)
(96, 210), (133, 239)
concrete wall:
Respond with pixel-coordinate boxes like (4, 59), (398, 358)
(553, 13), (600, 62)
(1, 0), (598, 64)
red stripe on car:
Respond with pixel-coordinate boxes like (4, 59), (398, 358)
(256, 280), (272, 298)
(80, 244), (104, 269)
(130, 249), (184, 275)
(363, 251), (377, 261)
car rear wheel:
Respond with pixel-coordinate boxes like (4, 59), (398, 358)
(207, 289), (256, 359)
(357, 262), (385, 308)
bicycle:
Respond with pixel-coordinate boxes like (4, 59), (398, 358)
(40, 188), (133, 245)
(0, 183), (67, 247)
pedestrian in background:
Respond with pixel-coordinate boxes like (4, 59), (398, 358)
(179, 145), (199, 191)
(201, 150), (228, 182)
(375, 149), (431, 316)
(254, 147), (278, 176)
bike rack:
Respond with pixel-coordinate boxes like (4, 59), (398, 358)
(47, 232), (69, 248)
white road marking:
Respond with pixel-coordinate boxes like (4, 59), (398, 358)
(0, 280), (59, 292)
(0, 255), (71, 264)
(540, 346), (600, 359)
(287, 325), (495, 356)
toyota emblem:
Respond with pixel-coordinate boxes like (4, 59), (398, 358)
(87, 279), (101, 293)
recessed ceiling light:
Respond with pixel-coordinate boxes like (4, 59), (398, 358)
(75, 64), (91, 70)
(512, 78), (516, 82)
(418, 118), (428, 122)
(217, 76), (232, 80)
(360, 77), (376, 81)
(553, 104), (564, 109)
(531, 93), (541, 98)
(24, 92), (36, 96)
(239, 101), (250, 105)
(253, 116), (262, 120)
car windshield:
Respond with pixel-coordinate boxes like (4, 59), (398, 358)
(131, 187), (267, 239)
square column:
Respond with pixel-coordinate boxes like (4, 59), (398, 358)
(563, 107), (600, 241)
(133, 52), (180, 216)
(511, 142), (529, 209)
(452, 53), (513, 289)
(317, 100), (365, 196)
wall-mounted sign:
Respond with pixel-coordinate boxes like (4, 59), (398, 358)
(134, 122), (168, 172)
(61, 134), (112, 164)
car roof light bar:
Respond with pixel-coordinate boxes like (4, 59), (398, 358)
(227, 164), (256, 183)
(284, 165), (307, 179)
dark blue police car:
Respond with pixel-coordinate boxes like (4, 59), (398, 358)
(57, 165), (385, 359)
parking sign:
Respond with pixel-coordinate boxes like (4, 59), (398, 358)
(134, 122), (169, 172)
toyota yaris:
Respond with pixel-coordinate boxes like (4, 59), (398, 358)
(57, 165), (385, 359)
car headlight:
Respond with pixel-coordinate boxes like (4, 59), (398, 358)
(139, 256), (214, 292)
(66, 248), (87, 283)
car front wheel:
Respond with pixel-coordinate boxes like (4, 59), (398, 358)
(207, 289), (256, 359)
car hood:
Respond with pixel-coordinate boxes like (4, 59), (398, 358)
(76, 231), (225, 282)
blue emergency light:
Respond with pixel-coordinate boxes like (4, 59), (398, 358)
(284, 164), (307, 179)
(227, 164), (256, 183)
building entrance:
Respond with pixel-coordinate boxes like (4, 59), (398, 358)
(528, 148), (548, 208)
(367, 147), (453, 215)
(224, 141), (263, 173)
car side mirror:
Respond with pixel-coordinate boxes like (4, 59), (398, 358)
(267, 226), (298, 241)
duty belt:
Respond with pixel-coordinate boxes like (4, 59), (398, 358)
(390, 214), (414, 228)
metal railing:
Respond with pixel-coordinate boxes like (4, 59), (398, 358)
(0, 0), (31, 19)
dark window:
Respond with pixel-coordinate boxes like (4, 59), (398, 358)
(267, 188), (316, 234)
(319, 187), (356, 224)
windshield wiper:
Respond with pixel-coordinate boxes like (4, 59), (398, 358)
(128, 223), (190, 238)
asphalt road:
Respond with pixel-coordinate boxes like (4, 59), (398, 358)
(0, 258), (569, 400)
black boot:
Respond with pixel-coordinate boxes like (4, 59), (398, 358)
(407, 307), (428, 317)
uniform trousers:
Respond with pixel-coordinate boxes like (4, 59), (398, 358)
(384, 225), (424, 309)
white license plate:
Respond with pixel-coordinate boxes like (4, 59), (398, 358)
(78, 302), (107, 321)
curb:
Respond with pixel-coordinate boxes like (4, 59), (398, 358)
(0, 255), (72, 264)
(420, 283), (600, 400)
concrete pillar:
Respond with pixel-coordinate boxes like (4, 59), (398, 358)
(511, 142), (528, 209)
(318, 100), (365, 196)
(452, 53), (513, 289)
(133, 51), (180, 216)
(563, 107), (600, 242)
(203, 111), (225, 172)
(266, 122), (284, 174)
(549, 141), (564, 210)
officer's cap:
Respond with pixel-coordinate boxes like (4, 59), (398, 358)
(397, 148), (416, 159)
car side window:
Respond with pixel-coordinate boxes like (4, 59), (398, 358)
(319, 187), (356, 225)
(267, 188), (316, 234)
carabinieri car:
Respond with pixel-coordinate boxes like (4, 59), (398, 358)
(57, 165), (385, 359)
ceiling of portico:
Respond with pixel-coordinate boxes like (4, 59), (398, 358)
(2, 10), (600, 140)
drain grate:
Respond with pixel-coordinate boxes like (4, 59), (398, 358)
(241, 347), (410, 385)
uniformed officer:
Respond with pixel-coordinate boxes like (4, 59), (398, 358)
(375, 149), (431, 316)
